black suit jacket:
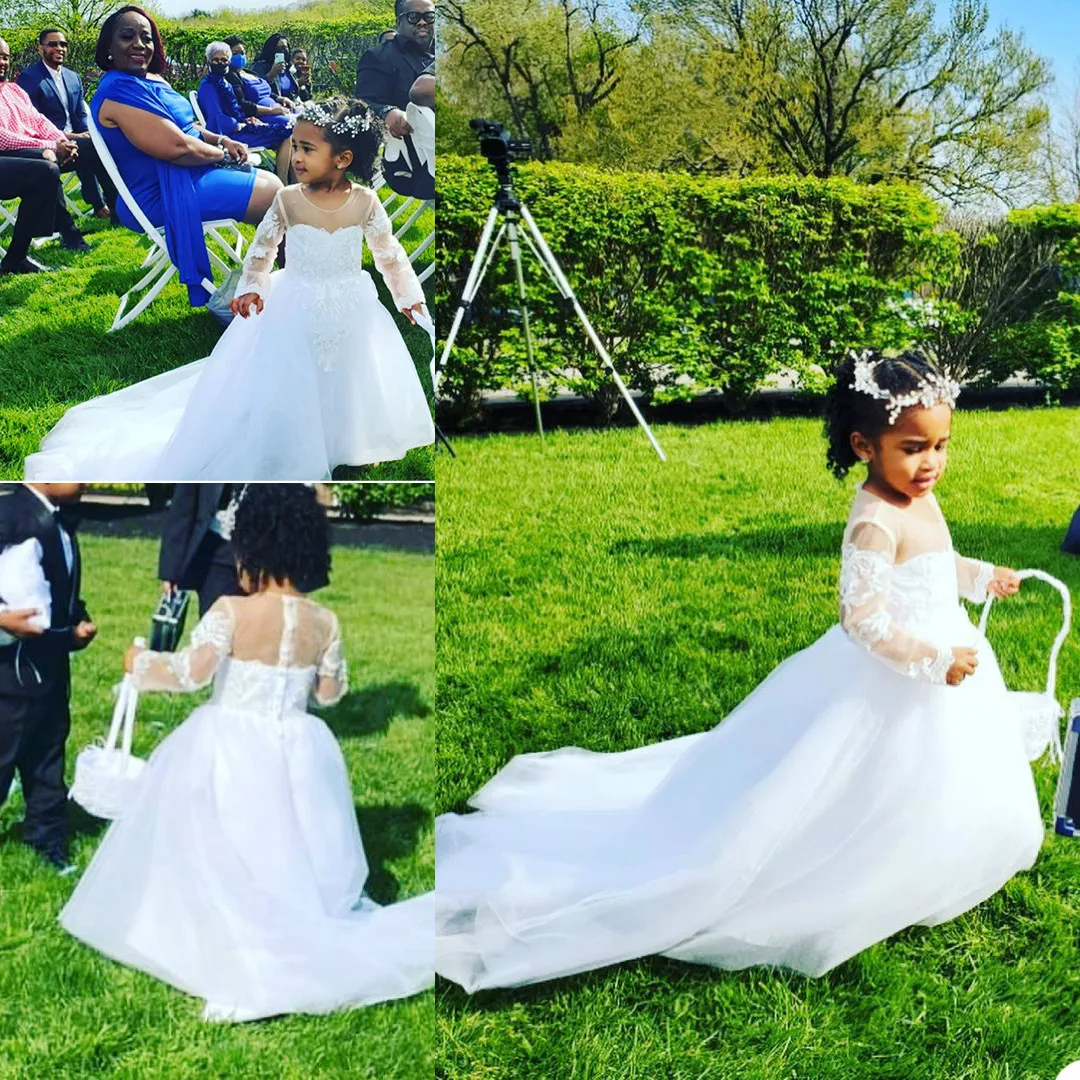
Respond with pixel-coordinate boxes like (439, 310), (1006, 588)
(158, 484), (231, 588)
(354, 38), (434, 118)
(16, 60), (88, 134)
(0, 484), (88, 697)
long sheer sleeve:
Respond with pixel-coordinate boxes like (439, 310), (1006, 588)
(839, 521), (953, 684)
(236, 192), (287, 300)
(311, 613), (348, 707)
(955, 553), (993, 604)
(132, 600), (233, 692)
(362, 196), (425, 310)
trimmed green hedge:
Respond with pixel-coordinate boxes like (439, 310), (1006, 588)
(5, 10), (393, 97)
(336, 483), (434, 520)
(436, 157), (961, 416)
(989, 204), (1080, 395)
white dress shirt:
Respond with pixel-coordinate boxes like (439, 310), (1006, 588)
(0, 486), (74, 644)
(46, 63), (71, 129)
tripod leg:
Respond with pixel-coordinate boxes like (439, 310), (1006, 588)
(518, 204), (667, 462)
(435, 206), (501, 396)
(506, 218), (544, 440)
(435, 425), (457, 457)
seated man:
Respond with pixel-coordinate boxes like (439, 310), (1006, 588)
(382, 71), (434, 199)
(354, 0), (434, 138)
(290, 48), (313, 102)
(0, 36), (87, 272)
(17, 28), (116, 220)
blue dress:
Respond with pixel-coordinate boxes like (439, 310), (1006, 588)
(197, 74), (292, 150)
(94, 71), (256, 304)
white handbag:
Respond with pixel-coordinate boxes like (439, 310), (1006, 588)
(70, 671), (146, 820)
(979, 568), (1072, 763)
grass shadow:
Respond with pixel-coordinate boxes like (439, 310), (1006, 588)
(353, 801), (430, 904)
(324, 680), (431, 739)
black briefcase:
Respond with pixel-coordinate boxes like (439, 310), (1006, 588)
(149, 590), (190, 653)
(1053, 699), (1080, 836)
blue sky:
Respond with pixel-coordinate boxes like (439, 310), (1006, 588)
(984, 0), (1080, 87)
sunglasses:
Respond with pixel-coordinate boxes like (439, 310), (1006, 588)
(44, 40), (69, 48)
(402, 11), (436, 25)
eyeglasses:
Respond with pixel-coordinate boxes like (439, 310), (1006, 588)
(44, 40), (68, 48)
(402, 11), (436, 25)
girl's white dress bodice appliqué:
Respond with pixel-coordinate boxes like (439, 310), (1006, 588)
(434, 488), (1043, 991)
(60, 593), (433, 1020)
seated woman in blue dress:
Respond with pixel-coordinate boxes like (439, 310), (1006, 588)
(250, 33), (301, 106)
(92, 6), (282, 306)
(197, 42), (291, 182)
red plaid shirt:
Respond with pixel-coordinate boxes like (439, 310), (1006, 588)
(0, 82), (64, 151)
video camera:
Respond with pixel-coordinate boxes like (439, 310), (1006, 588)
(470, 119), (532, 166)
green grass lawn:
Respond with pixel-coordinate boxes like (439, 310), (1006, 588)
(0, 191), (434, 481)
(0, 534), (434, 1079)
(435, 407), (1080, 1079)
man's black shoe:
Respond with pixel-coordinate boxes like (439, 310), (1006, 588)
(0, 256), (51, 275)
(60, 232), (91, 252)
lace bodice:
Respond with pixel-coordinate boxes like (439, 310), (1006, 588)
(838, 488), (994, 684)
(132, 592), (347, 714)
(236, 184), (425, 311)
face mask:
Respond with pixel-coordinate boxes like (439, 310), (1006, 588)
(229, 54), (246, 69)
(210, 61), (228, 76)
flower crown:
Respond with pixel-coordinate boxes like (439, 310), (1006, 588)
(850, 349), (961, 425)
(300, 101), (372, 137)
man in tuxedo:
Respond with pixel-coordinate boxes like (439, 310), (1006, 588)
(17, 28), (116, 220)
(0, 483), (95, 871)
(354, 0), (434, 139)
(158, 485), (245, 616)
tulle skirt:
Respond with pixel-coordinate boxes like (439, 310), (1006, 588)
(61, 700), (433, 1020)
(24, 269), (434, 480)
(435, 611), (1044, 991)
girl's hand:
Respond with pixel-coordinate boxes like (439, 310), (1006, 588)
(988, 567), (1022, 598)
(230, 292), (263, 318)
(401, 301), (425, 325)
(123, 642), (145, 674)
(946, 646), (978, 686)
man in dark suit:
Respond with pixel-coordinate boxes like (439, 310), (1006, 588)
(0, 483), (95, 871)
(17, 27), (116, 219)
(354, 0), (434, 139)
(158, 485), (246, 616)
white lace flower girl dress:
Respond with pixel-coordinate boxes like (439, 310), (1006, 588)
(24, 185), (434, 480)
(60, 593), (433, 1020)
(435, 487), (1044, 991)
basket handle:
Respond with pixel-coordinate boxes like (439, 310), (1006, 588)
(104, 638), (145, 757)
(979, 569), (1072, 699)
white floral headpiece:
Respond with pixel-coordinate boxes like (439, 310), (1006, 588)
(850, 349), (961, 425)
(300, 101), (372, 137)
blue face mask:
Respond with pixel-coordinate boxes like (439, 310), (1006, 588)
(229, 54), (246, 69)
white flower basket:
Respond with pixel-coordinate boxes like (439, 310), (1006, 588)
(979, 569), (1072, 763)
(70, 672), (146, 820)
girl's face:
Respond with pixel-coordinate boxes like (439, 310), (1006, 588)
(290, 120), (350, 183)
(110, 12), (155, 74)
(852, 402), (952, 502)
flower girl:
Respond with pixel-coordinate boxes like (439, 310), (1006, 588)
(25, 98), (434, 481)
(435, 349), (1045, 992)
(60, 485), (433, 1020)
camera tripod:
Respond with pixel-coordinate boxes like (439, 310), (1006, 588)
(434, 136), (666, 462)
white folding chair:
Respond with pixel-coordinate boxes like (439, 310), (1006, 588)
(88, 112), (247, 332)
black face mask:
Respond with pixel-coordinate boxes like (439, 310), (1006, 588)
(210, 60), (229, 77)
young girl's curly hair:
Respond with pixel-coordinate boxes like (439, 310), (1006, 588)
(304, 97), (381, 185)
(232, 484), (331, 593)
(823, 349), (948, 479)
